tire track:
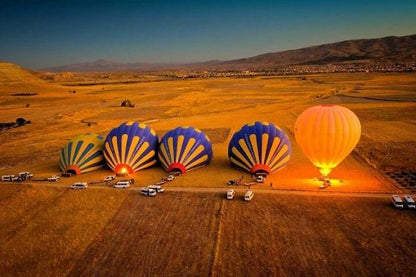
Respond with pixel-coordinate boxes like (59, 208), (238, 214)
(208, 198), (225, 277)
(144, 197), (181, 276)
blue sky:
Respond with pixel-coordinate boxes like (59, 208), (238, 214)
(1, 0), (415, 69)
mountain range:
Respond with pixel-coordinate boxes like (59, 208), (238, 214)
(43, 34), (416, 72)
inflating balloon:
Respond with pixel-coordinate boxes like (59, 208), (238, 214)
(104, 121), (158, 174)
(59, 133), (104, 175)
(294, 104), (361, 177)
(228, 122), (291, 175)
(158, 127), (212, 173)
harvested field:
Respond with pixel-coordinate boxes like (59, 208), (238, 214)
(216, 193), (416, 276)
(0, 184), (128, 276)
(1, 185), (415, 276)
(70, 192), (221, 276)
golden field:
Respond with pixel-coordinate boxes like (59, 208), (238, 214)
(1, 185), (415, 276)
(0, 62), (416, 275)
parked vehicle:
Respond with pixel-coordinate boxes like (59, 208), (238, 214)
(226, 189), (235, 200)
(48, 175), (60, 182)
(61, 172), (73, 177)
(403, 195), (415, 209)
(391, 195), (404, 209)
(244, 190), (254, 201)
(2, 175), (18, 182)
(256, 175), (264, 183)
(147, 185), (165, 193)
(18, 172), (34, 180)
(141, 187), (157, 197)
(114, 180), (130, 188)
(104, 176), (116, 182)
(71, 182), (88, 189)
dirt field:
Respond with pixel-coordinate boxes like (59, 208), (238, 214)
(1, 184), (415, 276)
(1, 64), (416, 275)
(1, 66), (415, 192)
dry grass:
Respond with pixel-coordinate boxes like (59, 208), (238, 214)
(216, 193), (416, 276)
(0, 184), (128, 276)
(1, 65), (416, 275)
(2, 71), (415, 192)
(1, 185), (415, 276)
(69, 191), (222, 276)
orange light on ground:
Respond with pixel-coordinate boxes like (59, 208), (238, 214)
(309, 177), (344, 188)
(114, 164), (133, 176)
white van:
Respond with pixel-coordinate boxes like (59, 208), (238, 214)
(244, 190), (254, 201)
(114, 181), (130, 188)
(226, 189), (235, 200)
(147, 185), (165, 193)
(391, 195), (404, 209)
(71, 182), (88, 189)
(403, 195), (415, 209)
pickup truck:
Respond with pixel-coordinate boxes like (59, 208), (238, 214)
(47, 175), (60, 182)
(104, 176), (116, 182)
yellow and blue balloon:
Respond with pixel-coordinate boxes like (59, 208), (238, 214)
(158, 126), (213, 173)
(104, 121), (159, 174)
(228, 122), (291, 175)
(59, 133), (105, 175)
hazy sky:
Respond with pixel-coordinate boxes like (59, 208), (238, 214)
(1, 0), (415, 69)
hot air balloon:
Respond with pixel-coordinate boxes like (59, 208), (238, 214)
(228, 122), (291, 175)
(294, 104), (361, 178)
(158, 127), (213, 173)
(104, 121), (158, 175)
(59, 133), (104, 175)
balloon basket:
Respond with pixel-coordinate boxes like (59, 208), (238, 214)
(318, 176), (331, 189)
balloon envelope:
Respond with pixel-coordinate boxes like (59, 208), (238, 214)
(158, 127), (213, 173)
(104, 121), (158, 174)
(59, 133), (104, 175)
(228, 122), (291, 175)
(294, 104), (361, 177)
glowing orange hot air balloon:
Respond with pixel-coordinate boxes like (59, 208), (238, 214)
(294, 105), (361, 178)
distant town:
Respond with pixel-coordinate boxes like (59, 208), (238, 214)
(173, 62), (416, 79)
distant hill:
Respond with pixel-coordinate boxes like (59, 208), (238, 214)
(43, 58), (221, 72)
(42, 34), (416, 72)
(0, 62), (43, 84)
(214, 34), (416, 70)
(0, 62), (55, 93)
(42, 59), (181, 72)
